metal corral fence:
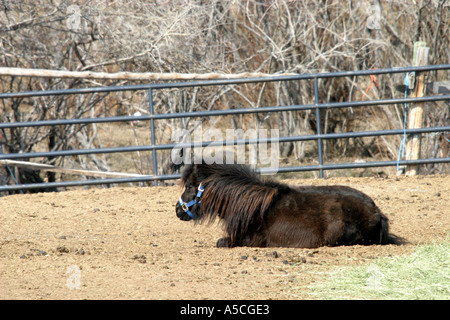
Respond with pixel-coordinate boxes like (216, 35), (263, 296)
(0, 65), (449, 192)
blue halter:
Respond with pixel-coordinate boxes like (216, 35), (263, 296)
(179, 183), (204, 219)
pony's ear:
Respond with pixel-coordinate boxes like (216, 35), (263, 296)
(193, 164), (208, 182)
(180, 163), (195, 185)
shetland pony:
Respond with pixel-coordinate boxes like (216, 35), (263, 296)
(176, 163), (402, 248)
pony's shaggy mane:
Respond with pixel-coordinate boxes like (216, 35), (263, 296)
(191, 164), (282, 246)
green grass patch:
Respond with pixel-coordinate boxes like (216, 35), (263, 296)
(308, 239), (450, 300)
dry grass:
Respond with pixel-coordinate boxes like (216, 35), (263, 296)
(307, 237), (450, 300)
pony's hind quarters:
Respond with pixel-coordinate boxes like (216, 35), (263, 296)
(176, 163), (403, 248)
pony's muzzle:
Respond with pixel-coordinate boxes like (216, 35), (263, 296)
(176, 201), (193, 221)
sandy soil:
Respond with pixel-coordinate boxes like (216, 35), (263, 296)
(0, 175), (448, 300)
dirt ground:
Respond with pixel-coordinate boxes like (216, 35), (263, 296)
(0, 175), (448, 300)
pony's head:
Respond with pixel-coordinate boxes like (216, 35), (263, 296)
(175, 162), (226, 221)
(175, 162), (234, 221)
(176, 164), (203, 221)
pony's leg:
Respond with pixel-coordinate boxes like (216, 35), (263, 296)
(216, 237), (232, 248)
(216, 235), (267, 248)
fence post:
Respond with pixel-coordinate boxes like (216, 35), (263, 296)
(314, 77), (324, 178)
(149, 89), (158, 186)
(405, 42), (429, 176)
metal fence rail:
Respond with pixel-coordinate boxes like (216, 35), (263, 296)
(1, 64), (449, 192)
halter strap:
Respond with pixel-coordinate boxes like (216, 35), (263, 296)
(179, 183), (204, 219)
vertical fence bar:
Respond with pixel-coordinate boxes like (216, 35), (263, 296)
(314, 77), (324, 178)
(149, 89), (158, 186)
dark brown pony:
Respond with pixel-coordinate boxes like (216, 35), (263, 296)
(176, 163), (403, 248)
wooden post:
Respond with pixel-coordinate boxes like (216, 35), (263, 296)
(405, 42), (429, 176)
